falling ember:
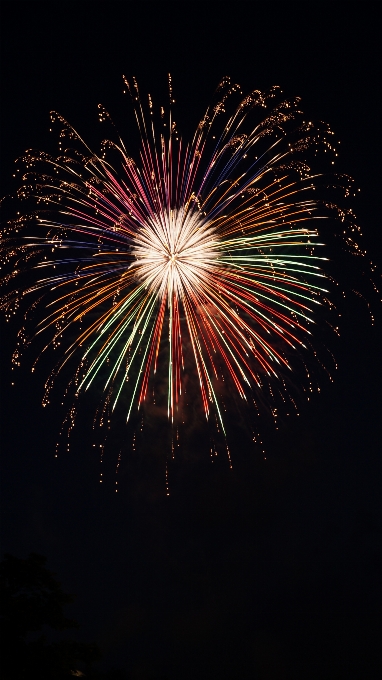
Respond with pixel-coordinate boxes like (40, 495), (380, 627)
(1, 75), (375, 464)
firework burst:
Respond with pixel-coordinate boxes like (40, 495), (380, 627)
(1, 76), (371, 465)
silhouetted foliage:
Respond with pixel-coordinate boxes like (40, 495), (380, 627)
(0, 553), (100, 679)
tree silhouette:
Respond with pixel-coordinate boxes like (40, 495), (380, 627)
(0, 553), (100, 679)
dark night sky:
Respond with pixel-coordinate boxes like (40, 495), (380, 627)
(1, 3), (381, 679)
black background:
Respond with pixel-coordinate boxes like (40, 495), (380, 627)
(1, 3), (381, 678)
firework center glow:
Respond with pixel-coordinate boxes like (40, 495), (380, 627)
(131, 209), (218, 300)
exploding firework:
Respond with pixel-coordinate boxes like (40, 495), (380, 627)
(0, 76), (373, 466)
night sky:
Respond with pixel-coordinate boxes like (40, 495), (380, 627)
(1, 3), (381, 679)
